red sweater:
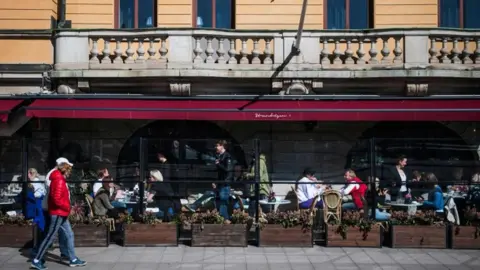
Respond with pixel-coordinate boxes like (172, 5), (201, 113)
(48, 169), (71, 217)
(346, 177), (367, 209)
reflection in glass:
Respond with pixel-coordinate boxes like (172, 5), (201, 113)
(464, 0), (480, 28)
(216, 0), (232, 29)
(138, 0), (155, 28)
(119, 0), (134, 28)
(197, 0), (213, 28)
(349, 0), (368, 29)
(439, 0), (460, 28)
(326, 0), (346, 29)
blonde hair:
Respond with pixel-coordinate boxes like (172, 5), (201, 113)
(150, 170), (163, 182)
(345, 169), (356, 178)
(28, 168), (39, 179)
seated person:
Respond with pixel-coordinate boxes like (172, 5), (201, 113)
(93, 181), (120, 219)
(341, 169), (367, 211)
(92, 168), (109, 196)
(467, 172), (480, 209)
(421, 172), (444, 212)
(372, 178), (391, 221)
(146, 169), (181, 221)
(296, 168), (324, 209)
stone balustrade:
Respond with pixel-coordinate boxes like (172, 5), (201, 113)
(52, 28), (480, 78)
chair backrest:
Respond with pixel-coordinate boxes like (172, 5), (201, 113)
(308, 195), (319, 213)
(84, 194), (94, 217)
(322, 190), (342, 209)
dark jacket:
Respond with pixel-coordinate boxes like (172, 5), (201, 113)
(148, 182), (181, 215)
(384, 166), (409, 197)
(93, 188), (114, 216)
(216, 151), (234, 183)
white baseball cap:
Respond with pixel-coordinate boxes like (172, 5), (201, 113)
(56, 157), (73, 166)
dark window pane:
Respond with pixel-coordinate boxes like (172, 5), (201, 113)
(216, 0), (233, 29)
(119, 0), (134, 28)
(197, 0), (213, 28)
(138, 0), (155, 28)
(349, 0), (368, 29)
(327, 0), (346, 29)
(464, 0), (480, 28)
(439, 0), (460, 28)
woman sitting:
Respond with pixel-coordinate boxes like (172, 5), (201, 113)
(146, 169), (180, 221)
(93, 181), (120, 219)
(421, 173), (444, 213)
(296, 168), (324, 209)
(341, 169), (367, 211)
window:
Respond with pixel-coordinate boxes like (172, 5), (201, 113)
(115, 0), (156, 28)
(194, 0), (234, 29)
(325, 0), (371, 29)
(439, 0), (480, 28)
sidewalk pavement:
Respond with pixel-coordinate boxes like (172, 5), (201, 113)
(0, 245), (479, 270)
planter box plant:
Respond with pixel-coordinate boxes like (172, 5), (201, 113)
(124, 212), (177, 247)
(0, 214), (33, 248)
(259, 210), (313, 247)
(452, 206), (480, 249)
(389, 210), (447, 249)
(326, 211), (383, 248)
(177, 210), (249, 247)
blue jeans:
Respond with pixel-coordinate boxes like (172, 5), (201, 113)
(372, 209), (391, 221)
(34, 215), (76, 262)
(300, 198), (323, 209)
(111, 201), (127, 209)
(217, 186), (230, 220)
(342, 202), (357, 210)
(32, 212), (69, 258)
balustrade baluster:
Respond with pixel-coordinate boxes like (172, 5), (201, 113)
(428, 38), (438, 64)
(136, 39), (145, 63)
(332, 39), (342, 65)
(368, 38), (378, 64)
(462, 38), (473, 64)
(89, 38), (99, 64)
(439, 38), (449, 63)
(474, 38), (480, 64)
(227, 38), (237, 64)
(147, 38), (156, 61)
(356, 39), (365, 65)
(217, 37), (226, 64)
(125, 39), (134, 64)
(193, 37), (204, 64)
(450, 38), (461, 64)
(205, 37), (215, 63)
(393, 37), (403, 63)
(251, 39), (261, 64)
(113, 39), (123, 64)
(320, 39), (330, 66)
(159, 37), (168, 63)
(380, 37), (391, 64)
(101, 38), (111, 64)
(240, 38), (249, 64)
(263, 38), (273, 64)
(344, 39), (354, 64)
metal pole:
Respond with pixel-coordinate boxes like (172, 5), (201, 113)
(21, 137), (29, 216)
(138, 137), (146, 215)
(369, 137), (377, 220)
(294, 0), (309, 51)
(254, 138), (260, 223)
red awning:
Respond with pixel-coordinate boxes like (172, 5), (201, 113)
(25, 99), (480, 121)
(0, 100), (23, 122)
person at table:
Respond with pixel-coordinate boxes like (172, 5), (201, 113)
(213, 140), (235, 220)
(295, 168), (324, 209)
(146, 169), (180, 221)
(244, 153), (271, 216)
(408, 170), (426, 198)
(93, 181), (120, 219)
(341, 169), (368, 211)
(385, 155), (409, 200)
(92, 168), (109, 196)
(420, 173), (444, 212)
(467, 171), (480, 208)
(26, 168), (47, 259)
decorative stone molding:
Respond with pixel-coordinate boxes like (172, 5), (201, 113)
(405, 83), (428, 96)
(170, 83), (191, 96)
(272, 79), (323, 95)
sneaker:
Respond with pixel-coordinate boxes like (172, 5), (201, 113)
(30, 260), (47, 270)
(69, 258), (87, 267)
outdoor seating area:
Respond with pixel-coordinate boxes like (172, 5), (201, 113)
(0, 137), (479, 250)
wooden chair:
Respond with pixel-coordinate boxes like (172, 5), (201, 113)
(290, 186), (300, 211)
(84, 194), (115, 231)
(322, 190), (342, 224)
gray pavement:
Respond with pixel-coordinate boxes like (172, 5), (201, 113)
(0, 245), (479, 270)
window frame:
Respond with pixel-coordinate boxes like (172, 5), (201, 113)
(323, 0), (373, 30)
(192, 0), (235, 29)
(114, 0), (157, 29)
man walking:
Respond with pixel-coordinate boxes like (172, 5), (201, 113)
(213, 140), (234, 220)
(30, 159), (87, 270)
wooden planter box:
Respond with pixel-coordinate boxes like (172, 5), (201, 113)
(0, 225), (33, 248)
(326, 225), (382, 248)
(259, 225), (312, 247)
(45, 224), (109, 247)
(191, 224), (247, 247)
(390, 225), (447, 249)
(124, 223), (177, 247)
(452, 226), (480, 249)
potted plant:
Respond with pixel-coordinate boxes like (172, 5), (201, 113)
(452, 206), (480, 249)
(0, 213), (33, 248)
(388, 210), (447, 249)
(65, 202), (110, 247)
(123, 211), (177, 247)
(259, 210), (313, 247)
(176, 210), (249, 247)
(326, 211), (383, 248)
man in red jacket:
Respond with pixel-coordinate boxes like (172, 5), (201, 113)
(31, 160), (87, 270)
(341, 169), (368, 210)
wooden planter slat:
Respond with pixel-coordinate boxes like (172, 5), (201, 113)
(260, 225), (312, 247)
(390, 225), (447, 249)
(45, 224), (109, 247)
(326, 225), (382, 248)
(0, 225), (33, 248)
(191, 224), (247, 247)
(124, 223), (177, 247)
(452, 226), (480, 249)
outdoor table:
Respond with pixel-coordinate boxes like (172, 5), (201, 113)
(386, 202), (420, 215)
(259, 198), (291, 212)
(443, 193), (467, 199)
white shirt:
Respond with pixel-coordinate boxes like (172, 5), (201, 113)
(31, 177), (46, 198)
(343, 182), (360, 195)
(93, 179), (103, 195)
(296, 177), (323, 203)
(42, 168), (56, 210)
(398, 169), (407, 192)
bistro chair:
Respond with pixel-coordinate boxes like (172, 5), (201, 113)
(322, 190), (342, 224)
(84, 194), (115, 231)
